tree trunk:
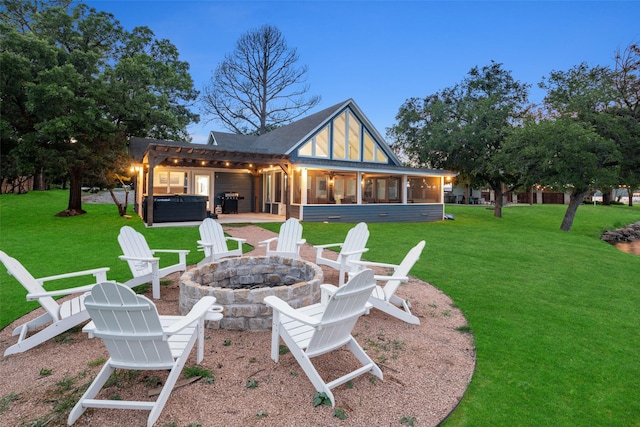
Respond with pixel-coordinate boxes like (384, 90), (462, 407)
(493, 184), (503, 218)
(602, 190), (612, 205)
(55, 167), (86, 216)
(560, 191), (587, 232)
(108, 187), (129, 216)
(33, 168), (45, 191)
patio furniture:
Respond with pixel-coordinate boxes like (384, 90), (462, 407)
(118, 226), (189, 299)
(259, 218), (306, 260)
(350, 240), (426, 325)
(197, 217), (246, 267)
(314, 222), (369, 286)
(264, 269), (381, 406)
(68, 281), (221, 427)
(0, 250), (109, 356)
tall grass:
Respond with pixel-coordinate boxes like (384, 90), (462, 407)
(1, 190), (638, 425)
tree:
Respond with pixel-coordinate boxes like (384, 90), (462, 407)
(612, 41), (640, 206)
(0, 1), (198, 215)
(504, 118), (619, 231)
(539, 61), (637, 207)
(202, 24), (320, 135)
(389, 61), (530, 217)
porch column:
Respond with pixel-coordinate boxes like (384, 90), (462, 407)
(285, 164), (291, 219)
(253, 173), (260, 213)
(145, 153), (165, 227)
(301, 168), (308, 204)
(402, 175), (408, 203)
(146, 166), (154, 226)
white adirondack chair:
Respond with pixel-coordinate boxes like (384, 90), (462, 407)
(350, 240), (426, 325)
(259, 218), (306, 259)
(314, 222), (370, 286)
(118, 226), (189, 299)
(197, 218), (246, 267)
(68, 281), (222, 427)
(264, 269), (382, 407)
(0, 250), (110, 356)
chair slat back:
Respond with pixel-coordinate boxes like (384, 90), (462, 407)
(307, 269), (375, 354)
(0, 251), (60, 319)
(199, 218), (230, 258)
(339, 222), (369, 264)
(276, 218), (303, 253)
(84, 282), (173, 367)
(118, 226), (154, 278)
(383, 240), (426, 300)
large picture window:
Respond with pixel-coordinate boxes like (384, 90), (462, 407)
(153, 170), (186, 194)
(363, 175), (402, 203)
(297, 108), (386, 163)
(407, 177), (441, 203)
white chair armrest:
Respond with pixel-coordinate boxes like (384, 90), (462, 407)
(350, 259), (398, 270)
(296, 239), (307, 246)
(340, 248), (369, 257)
(320, 284), (338, 304)
(37, 267), (110, 284)
(372, 275), (409, 283)
(313, 243), (342, 250)
(27, 284), (97, 300)
(197, 240), (213, 253)
(163, 296), (217, 335)
(259, 237), (278, 247)
(226, 237), (247, 244)
(150, 249), (190, 255)
(119, 255), (160, 263)
(263, 296), (320, 327)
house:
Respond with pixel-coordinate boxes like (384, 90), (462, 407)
(129, 99), (454, 225)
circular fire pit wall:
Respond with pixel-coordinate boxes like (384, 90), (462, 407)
(180, 256), (323, 331)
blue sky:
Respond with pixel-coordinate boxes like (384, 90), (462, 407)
(84, 1), (640, 144)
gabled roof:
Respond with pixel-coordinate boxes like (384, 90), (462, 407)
(208, 100), (344, 153)
(207, 99), (401, 165)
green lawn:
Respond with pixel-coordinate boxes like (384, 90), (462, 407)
(1, 190), (639, 426)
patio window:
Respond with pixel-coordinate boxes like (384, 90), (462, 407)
(305, 170), (329, 204)
(363, 175), (402, 203)
(153, 170), (187, 194)
(407, 177), (441, 203)
(293, 169), (302, 204)
(333, 173), (357, 204)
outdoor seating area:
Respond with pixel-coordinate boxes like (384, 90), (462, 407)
(0, 219), (475, 426)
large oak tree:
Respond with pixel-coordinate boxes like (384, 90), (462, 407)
(0, 1), (199, 215)
(504, 118), (619, 231)
(389, 61), (530, 217)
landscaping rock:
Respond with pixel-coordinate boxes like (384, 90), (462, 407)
(601, 221), (640, 244)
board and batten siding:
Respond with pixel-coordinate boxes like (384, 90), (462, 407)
(299, 204), (444, 223)
(213, 172), (254, 213)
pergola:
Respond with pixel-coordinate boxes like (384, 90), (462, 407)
(136, 142), (291, 226)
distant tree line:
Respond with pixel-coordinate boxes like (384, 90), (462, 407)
(389, 44), (640, 231)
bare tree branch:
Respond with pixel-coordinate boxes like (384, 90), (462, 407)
(201, 24), (320, 135)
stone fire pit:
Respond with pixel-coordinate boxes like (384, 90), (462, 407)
(179, 256), (323, 331)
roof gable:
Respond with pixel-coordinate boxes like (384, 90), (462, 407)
(205, 99), (401, 166)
